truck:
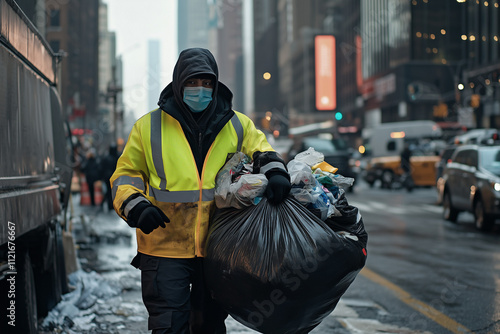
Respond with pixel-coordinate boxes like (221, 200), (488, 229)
(361, 121), (443, 189)
(0, 1), (74, 332)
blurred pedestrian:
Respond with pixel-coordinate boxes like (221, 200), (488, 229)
(400, 142), (412, 174)
(110, 47), (291, 333)
(81, 148), (100, 206)
(100, 144), (119, 211)
(400, 142), (414, 191)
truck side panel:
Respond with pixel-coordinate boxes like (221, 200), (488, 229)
(0, 45), (60, 243)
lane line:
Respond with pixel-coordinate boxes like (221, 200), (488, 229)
(360, 268), (472, 334)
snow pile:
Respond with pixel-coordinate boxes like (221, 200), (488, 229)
(41, 270), (127, 332)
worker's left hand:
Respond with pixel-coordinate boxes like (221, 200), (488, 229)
(265, 173), (291, 205)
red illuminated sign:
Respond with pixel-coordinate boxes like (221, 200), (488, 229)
(315, 35), (336, 111)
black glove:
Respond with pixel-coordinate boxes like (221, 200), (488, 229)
(265, 173), (291, 205)
(128, 202), (170, 234)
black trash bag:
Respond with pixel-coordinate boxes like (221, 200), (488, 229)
(205, 197), (367, 333)
(323, 193), (368, 247)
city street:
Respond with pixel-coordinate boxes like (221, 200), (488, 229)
(38, 180), (500, 334)
(3, 1), (500, 334)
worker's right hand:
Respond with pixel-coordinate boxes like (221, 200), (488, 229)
(265, 172), (291, 206)
(129, 202), (170, 234)
(137, 205), (170, 234)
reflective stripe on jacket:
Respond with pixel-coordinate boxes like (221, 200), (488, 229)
(111, 109), (282, 258)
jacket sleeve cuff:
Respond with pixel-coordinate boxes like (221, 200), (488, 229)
(124, 196), (151, 218)
(252, 151), (289, 179)
(120, 193), (151, 223)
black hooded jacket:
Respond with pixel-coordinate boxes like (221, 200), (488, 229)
(157, 48), (235, 175)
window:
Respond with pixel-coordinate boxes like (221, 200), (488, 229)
(387, 141), (396, 152)
(49, 40), (60, 52)
(50, 9), (60, 27)
(454, 150), (467, 164)
(457, 150), (478, 167)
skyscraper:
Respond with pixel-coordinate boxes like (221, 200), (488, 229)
(178, 0), (210, 51)
(148, 39), (161, 111)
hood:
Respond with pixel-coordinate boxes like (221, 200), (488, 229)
(157, 48), (234, 128)
(156, 48), (235, 174)
(172, 48), (219, 114)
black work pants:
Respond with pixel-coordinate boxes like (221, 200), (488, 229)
(87, 179), (96, 206)
(136, 253), (228, 334)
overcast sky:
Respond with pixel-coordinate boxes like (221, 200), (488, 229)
(104, 0), (178, 120)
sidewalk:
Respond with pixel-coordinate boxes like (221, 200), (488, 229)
(40, 193), (257, 333)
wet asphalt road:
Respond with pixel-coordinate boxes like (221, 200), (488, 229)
(40, 180), (500, 333)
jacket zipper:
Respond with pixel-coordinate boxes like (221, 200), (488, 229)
(199, 132), (203, 158)
(194, 140), (216, 258)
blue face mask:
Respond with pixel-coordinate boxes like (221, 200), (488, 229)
(183, 86), (213, 112)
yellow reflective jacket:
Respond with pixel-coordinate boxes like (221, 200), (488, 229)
(111, 109), (285, 258)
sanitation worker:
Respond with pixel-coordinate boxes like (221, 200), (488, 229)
(110, 47), (291, 334)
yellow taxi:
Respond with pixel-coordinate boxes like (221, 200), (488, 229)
(363, 153), (440, 189)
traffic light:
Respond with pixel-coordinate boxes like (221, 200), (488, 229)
(335, 111), (343, 121)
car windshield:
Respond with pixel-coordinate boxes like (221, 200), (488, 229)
(479, 147), (500, 175)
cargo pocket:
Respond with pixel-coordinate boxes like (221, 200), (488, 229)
(148, 311), (173, 331)
(139, 256), (174, 330)
(140, 255), (160, 302)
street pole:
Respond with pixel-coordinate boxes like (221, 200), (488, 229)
(107, 65), (122, 143)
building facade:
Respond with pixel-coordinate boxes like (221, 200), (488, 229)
(360, 0), (500, 130)
(178, 0), (211, 52)
(98, 0), (123, 149)
(44, 0), (100, 132)
(460, 0), (500, 128)
(182, 0), (500, 141)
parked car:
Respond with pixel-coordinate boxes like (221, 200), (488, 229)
(442, 144), (500, 231)
(453, 128), (499, 145)
(362, 148), (439, 190)
(435, 145), (458, 204)
(287, 134), (357, 191)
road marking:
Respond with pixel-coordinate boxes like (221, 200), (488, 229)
(350, 201), (414, 215)
(330, 299), (432, 333)
(351, 201), (443, 216)
(350, 202), (372, 214)
(360, 268), (472, 334)
(421, 204), (443, 214)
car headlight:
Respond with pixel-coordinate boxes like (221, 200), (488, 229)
(493, 182), (500, 192)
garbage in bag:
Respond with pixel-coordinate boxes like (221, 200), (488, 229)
(292, 147), (325, 167)
(287, 150), (355, 221)
(205, 196), (367, 333)
(215, 152), (268, 209)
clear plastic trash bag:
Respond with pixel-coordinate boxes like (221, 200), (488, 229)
(292, 147), (324, 167)
(205, 196), (367, 334)
(215, 152), (267, 209)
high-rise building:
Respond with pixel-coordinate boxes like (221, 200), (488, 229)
(98, 0), (122, 148)
(253, 0), (281, 130)
(178, 0), (211, 51)
(44, 0), (100, 132)
(147, 40), (161, 111)
(360, 0), (463, 127)
(276, 0), (342, 128)
(459, 0), (500, 128)
(214, 0), (244, 112)
(178, 0), (244, 113)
